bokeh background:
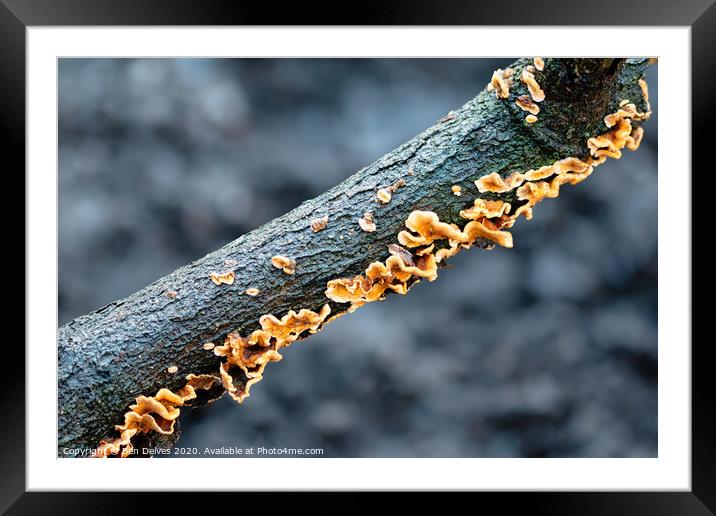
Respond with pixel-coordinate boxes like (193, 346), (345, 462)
(58, 58), (658, 457)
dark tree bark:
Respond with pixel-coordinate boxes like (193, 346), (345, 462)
(58, 58), (653, 456)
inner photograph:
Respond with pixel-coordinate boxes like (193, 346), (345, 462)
(57, 57), (658, 459)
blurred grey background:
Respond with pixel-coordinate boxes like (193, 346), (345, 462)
(58, 58), (657, 458)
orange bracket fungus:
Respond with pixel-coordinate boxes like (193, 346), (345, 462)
(520, 69), (545, 102)
(488, 68), (514, 99)
(376, 188), (392, 204)
(245, 288), (260, 296)
(359, 211), (377, 232)
(516, 95), (540, 115)
(213, 304), (331, 403)
(271, 255), (296, 275)
(534, 57), (545, 71)
(93, 373), (223, 458)
(210, 271), (235, 285)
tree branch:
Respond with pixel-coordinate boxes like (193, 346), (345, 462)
(57, 58), (653, 457)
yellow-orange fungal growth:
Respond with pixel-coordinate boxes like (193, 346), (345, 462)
(398, 211), (467, 248)
(510, 96), (648, 223)
(588, 118), (634, 160)
(639, 78), (651, 113)
(210, 271), (235, 285)
(525, 115), (538, 124)
(376, 189), (392, 204)
(167, 365), (178, 374)
(520, 69), (545, 102)
(475, 171), (525, 194)
(94, 373), (221, 458)
(488, 68), (514, 99)
(476, 156), (592, 199)
(213, 304), (331, 403)
(534, 57), (545, 71)
(271, 255), (296, 275)
(516, 95), (540, 115)
(203, 342), (215, 351)
(625, 126), (644, 151)
(245, 288), (259, 296)
(310, 216), (329, 233)
(259, 304), (332, 344)
(460, 199), (512, 220)
(399, 210), (514, 251)
(415, 244), (434, 256)
(358, 212), (376, 232)
(325, 253), (438, 308)
(389, 178), (407, 192)
(604, 103), (638, 128)
(451, 185), (462, 196)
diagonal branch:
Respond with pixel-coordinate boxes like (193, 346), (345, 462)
(57, 57), (653, 457)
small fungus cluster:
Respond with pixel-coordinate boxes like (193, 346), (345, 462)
(476, 82), (649, 222)
(325, 202), (515, 311)
(358, 211), (376, 232)
(210, 271), (235, 285)
(310, 216), (329, 233)
(325, 252), (438, 311)
(375, 178), (406, 205)
(487, 68), (514, 99)
(376, 189), (392, 204)
(516, 94), (540, 116)
(520, 69), (545, 103)
(93, 373), (222, 458)
(212, 304), (331, 402)
(271, 255), (296, 275)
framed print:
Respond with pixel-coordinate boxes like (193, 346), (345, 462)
(5, 0), (710, 511)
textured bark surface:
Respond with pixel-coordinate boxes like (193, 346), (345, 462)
(58, 57), (652, 456)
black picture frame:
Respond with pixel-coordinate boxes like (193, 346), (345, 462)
(4, 0), (708, 511)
